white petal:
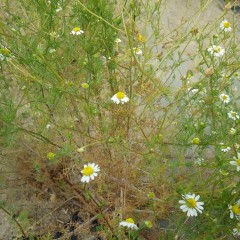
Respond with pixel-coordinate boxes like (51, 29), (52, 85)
(81, 176), (88, 183)
(196, 205), (204, 210)
(181, 207), (189, 212)
(90, 175), (95, 180)
(131, 224), (138, 230)
(192, 208), (198, 216)
(119, 222), (126, 227)
(196, 207), (203, 213)
(187, 209), (193, 217)
(121, 96), (129, 103)
(94, 165), (100, 171)
(180, 205), (188, 210)
(111, 95), (120, 104)
(195, 195), (200, 201)
(186, 194), (192, 199)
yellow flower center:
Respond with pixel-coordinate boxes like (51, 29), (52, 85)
(126, 218), (135, 224)
(232, 204), (240, 214)
(187, 198), (197, 208)
(216, 47), (221, 53)
(237, 158), (240, 166)
(224, 22), (230, 28)
(231, 112), (237, 117)
(116, 92), (125, 99)
(73, 27), (81, 32)
(222, 95), (227, 100)
(82, 166), (94, 176)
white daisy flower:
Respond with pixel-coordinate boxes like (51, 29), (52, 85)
(70, 27), (84, 35)
(119, 218), (138, 230)
(115, 38), (122, 43)
(229, 199), (240, 219)
(0, 54), (4, 61)
(56, 6), (62, 12)
(230, 152), (240, 172)
(220, 20), (232, 32)
(81, 163), (100, 183)
(207, 45), (225, 57)
(233, 223), (240, 237)
(221, 146), (231, 153)
(49, 48), (56, 54)
(179, 193), (204, 217)
(195, 158), (204, 166)
(191, 88), (199, 93)
(56, 3), (62, 12)
(132, 47), (143, 55)
(219, 93), (230, 103)
(188, 88), (199, 94)
(111, 91), (129, 104)
(228, 111), (239, 121)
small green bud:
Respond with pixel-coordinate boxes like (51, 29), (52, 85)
(81, 83), (89, 89)
(192, 137), (200, 145)
(47, 152), (56, 160)
(147, 192), (155, 199)
(144, 220), (153, 228)
(77, 147), (85, 153)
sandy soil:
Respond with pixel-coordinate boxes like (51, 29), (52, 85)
(146, 0), (240, 89)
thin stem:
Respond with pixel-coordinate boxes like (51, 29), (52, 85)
(0, 206), (27, 238)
